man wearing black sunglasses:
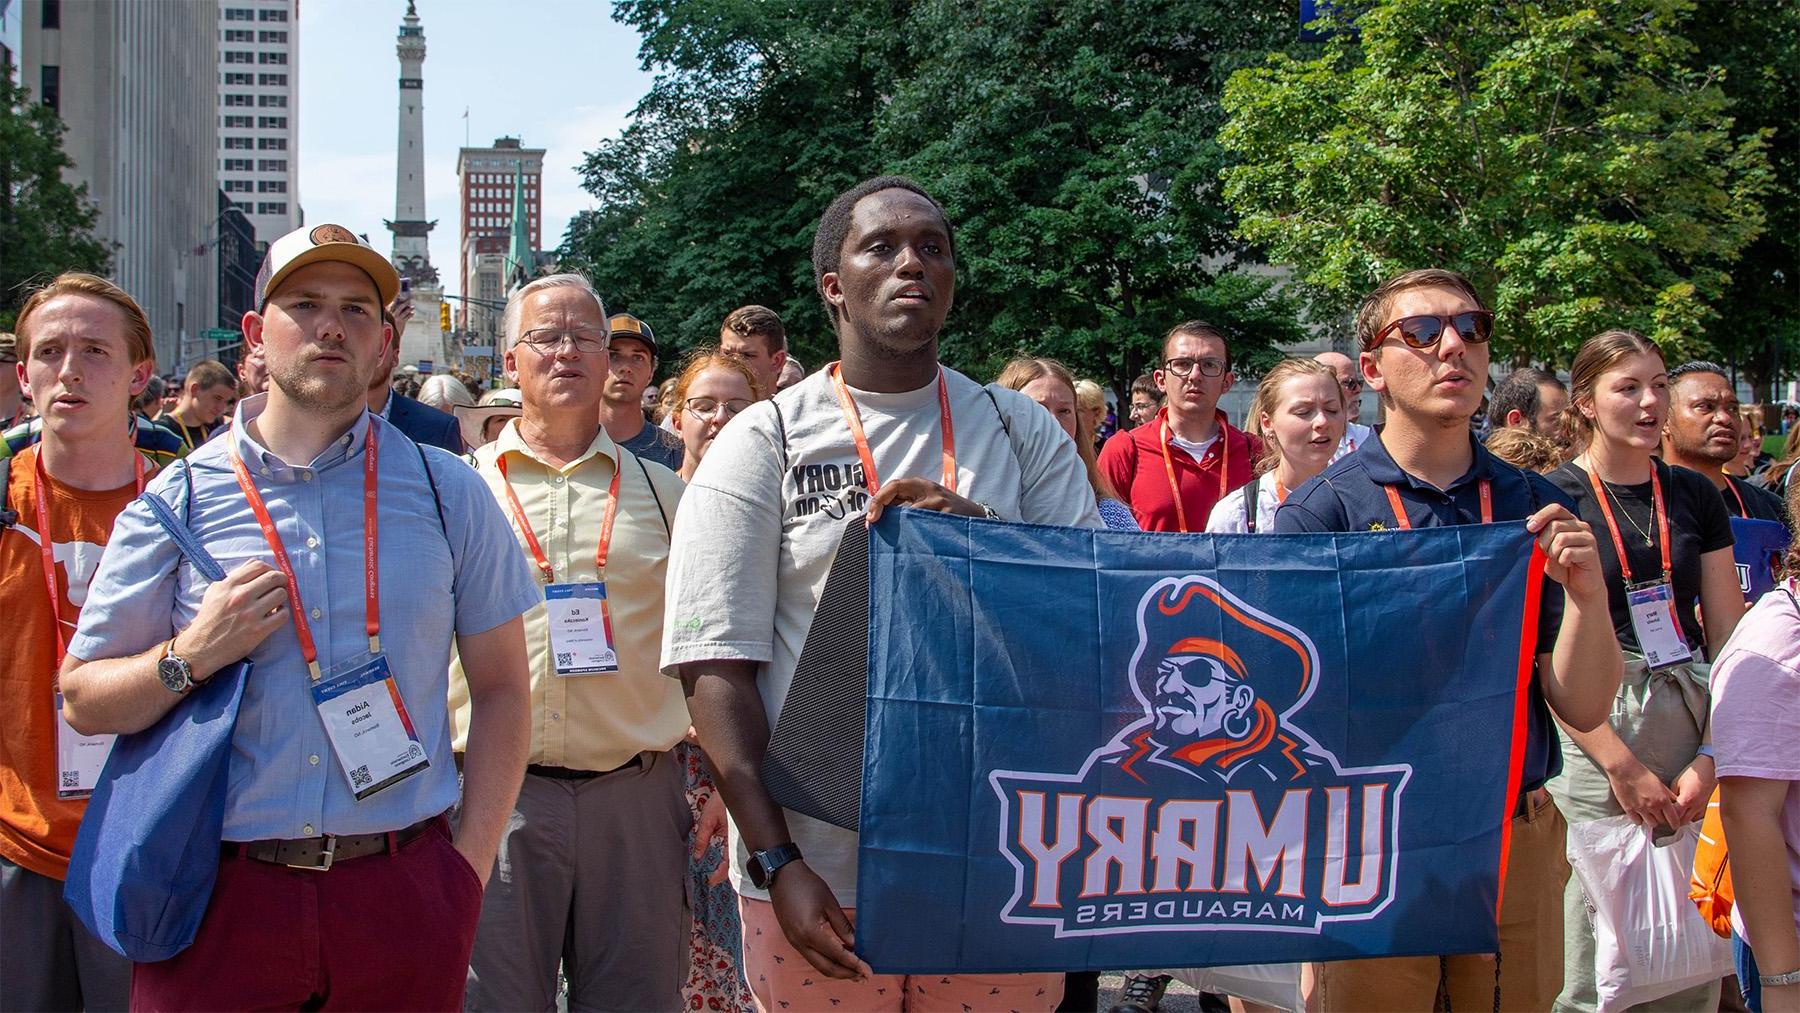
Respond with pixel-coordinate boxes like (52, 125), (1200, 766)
(1099, 321), (1260, 532)
(1276, 268), (1622, 1012)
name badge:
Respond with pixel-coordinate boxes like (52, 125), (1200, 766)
(1625, 580), (1694, 670)
(545, 582), (619, 676)
(311, 653), (430, 800)
(55, 690), (115, 800)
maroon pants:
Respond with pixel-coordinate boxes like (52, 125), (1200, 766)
(130, 819), (482, 1011)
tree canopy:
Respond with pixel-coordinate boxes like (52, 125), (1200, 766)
(0, 75), (112, 330)
(561, 0), (1307, 394)
(1218, 0), (1778, 370)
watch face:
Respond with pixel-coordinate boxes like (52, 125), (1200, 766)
(746, 854), (770, 890)
(157, 656), (190, 693)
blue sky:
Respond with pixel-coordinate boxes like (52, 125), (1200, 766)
(297, 0), (653, 297)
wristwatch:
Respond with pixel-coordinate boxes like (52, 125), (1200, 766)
(156, 640), (197, 696)
(746, 843), (803, 890)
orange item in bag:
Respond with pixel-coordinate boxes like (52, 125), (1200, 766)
(1689, 787), (1734, 938)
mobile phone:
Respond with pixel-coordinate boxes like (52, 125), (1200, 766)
(400, 277), (412, 294)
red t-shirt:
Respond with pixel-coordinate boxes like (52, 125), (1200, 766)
(1098, 409), (1261, 533)
(0, 446), (152, 879)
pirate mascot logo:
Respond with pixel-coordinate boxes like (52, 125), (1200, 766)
(991, 576), (1410, 937)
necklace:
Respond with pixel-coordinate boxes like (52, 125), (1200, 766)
(1587, 459), (1656, 548)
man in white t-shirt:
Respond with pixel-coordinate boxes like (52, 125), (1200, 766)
(662, 175), (1097, 1012)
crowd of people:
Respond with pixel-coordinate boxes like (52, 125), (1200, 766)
(0, 172), (1796, 1013)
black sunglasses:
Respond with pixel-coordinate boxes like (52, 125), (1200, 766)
(1370, 311), (1494, 350)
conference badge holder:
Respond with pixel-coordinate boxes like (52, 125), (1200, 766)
(1625, 579), (1692, 671)
(311, 653), (430, 800)
(55, 689), (116, 800)
(545, 582), (619, 676)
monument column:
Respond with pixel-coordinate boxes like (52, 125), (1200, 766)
(386, 1), (445, 370)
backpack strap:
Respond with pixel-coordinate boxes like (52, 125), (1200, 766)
(1243, 476), (1261, 533)
(0, 455), (15, 531)
(632, 452), (671, 537)
(412, 440), (449, 540)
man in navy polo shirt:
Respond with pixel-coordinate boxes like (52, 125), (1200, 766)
(1277, 268), (1621, 1012)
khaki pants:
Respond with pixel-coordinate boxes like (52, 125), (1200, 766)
(1314, 790), (1569, 1012)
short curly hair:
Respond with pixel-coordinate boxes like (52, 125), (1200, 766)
(811, 175), (954, 325)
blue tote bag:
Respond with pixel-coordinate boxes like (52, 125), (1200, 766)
(64, 482), (252, 963)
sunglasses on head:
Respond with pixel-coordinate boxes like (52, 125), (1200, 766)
(1370, 310), (1494, 350)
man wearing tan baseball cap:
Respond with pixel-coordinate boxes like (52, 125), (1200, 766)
(253, 223), (401, 311)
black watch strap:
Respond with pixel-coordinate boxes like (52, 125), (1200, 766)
(749, 842), (803, 889)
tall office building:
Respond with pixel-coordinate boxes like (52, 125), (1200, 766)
(217, 0), (299, 242)
(22, 0), (219, 371)
(456, 136), (542, 347)
(1, 0), (22, 83)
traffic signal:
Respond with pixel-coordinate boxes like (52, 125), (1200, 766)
(439, 301), (451, 332)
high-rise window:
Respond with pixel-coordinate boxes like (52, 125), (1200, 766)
(257, 116), (287, 129)
(258, 158), (287, 171)
(258, 73), (287, 86)
(42, 0), (61, 29)
(225, 8), (253, 21)
(224, 28), (253, 42)
(257, 202), (288, 215)
(224, 115), (253, 127)
(225, 51), (253, 64)
(224, 93), (253, 107)
(224, 158), (254, 171)
(225, 180), (254, 193)
(257, 94), (287, 108)
(225, 136), (254, 149)
(40, 65), (59, 113)
(224, 71), (253, 84)
(257, 52), (287, 65)
(258, 30), (287, 43)
(257, 138), (287, 150)
(257, 181), (288, 194)
(259, 8), (288, 21)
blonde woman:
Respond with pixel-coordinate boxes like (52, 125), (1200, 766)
(1545, 330), (1742, 1012)
(995, 357), (1136, 530)
(1205, 359), (1344, 533)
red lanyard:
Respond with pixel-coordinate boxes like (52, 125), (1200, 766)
(496, 452), (621, 583)
(1723, 476), (1748, 517)
(827, 363), (956, 495)
(33, 448), (145, 668)
(1382, 479), (1492, 530)
(1157, 409), (1232, 534)
(228, 429), (380, 681)
(1584, 461), (1671, 585)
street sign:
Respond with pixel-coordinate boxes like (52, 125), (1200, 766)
(418, 360), (434, 374)
(202, 328), (238, 342)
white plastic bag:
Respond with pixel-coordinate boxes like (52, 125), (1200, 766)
(1566, 815), (1731, 1012)
(1166, 963), (1304, 1011)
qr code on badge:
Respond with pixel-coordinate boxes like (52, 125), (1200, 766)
(555, 652), (573, 668)
(350, 764), (372, 790)
(60, 770), (80, 789)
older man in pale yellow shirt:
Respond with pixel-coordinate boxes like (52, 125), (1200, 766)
(449, 273), (691, 1011)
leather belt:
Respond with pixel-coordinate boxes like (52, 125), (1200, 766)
(526, 755), (643, 780)
(224, 814), (441, 871)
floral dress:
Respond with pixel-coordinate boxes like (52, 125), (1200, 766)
(678, 741), (753, 1012)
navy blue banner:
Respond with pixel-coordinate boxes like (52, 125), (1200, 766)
(1731, 516), (1789, 600)
(856, 511), (1542, 973)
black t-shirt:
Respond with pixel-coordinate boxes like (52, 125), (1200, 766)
(1724, 474), (1791, 530)
(1548, 459), (1735, 654)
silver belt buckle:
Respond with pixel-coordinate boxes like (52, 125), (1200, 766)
(288, 834), (336, 871)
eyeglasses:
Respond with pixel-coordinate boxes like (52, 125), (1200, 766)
(518, 328), (609, 354)
(1339, 375), (1364, 393)
(1371, 311), (1494, 350)
(1162, 357), (1227, 379)
(684, 397), (752, 420)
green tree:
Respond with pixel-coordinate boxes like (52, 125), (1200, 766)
(879, 0), (1307, 393)
(563, 0), (1309, 393)
(0, 75), (111, 329)
(1219, 0), (1773, 366)
(1686, 2), (1800, 401)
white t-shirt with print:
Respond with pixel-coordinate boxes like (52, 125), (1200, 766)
(661, 365), (1102, 905)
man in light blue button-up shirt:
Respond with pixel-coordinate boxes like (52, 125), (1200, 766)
(61, 224), (540, 1008)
